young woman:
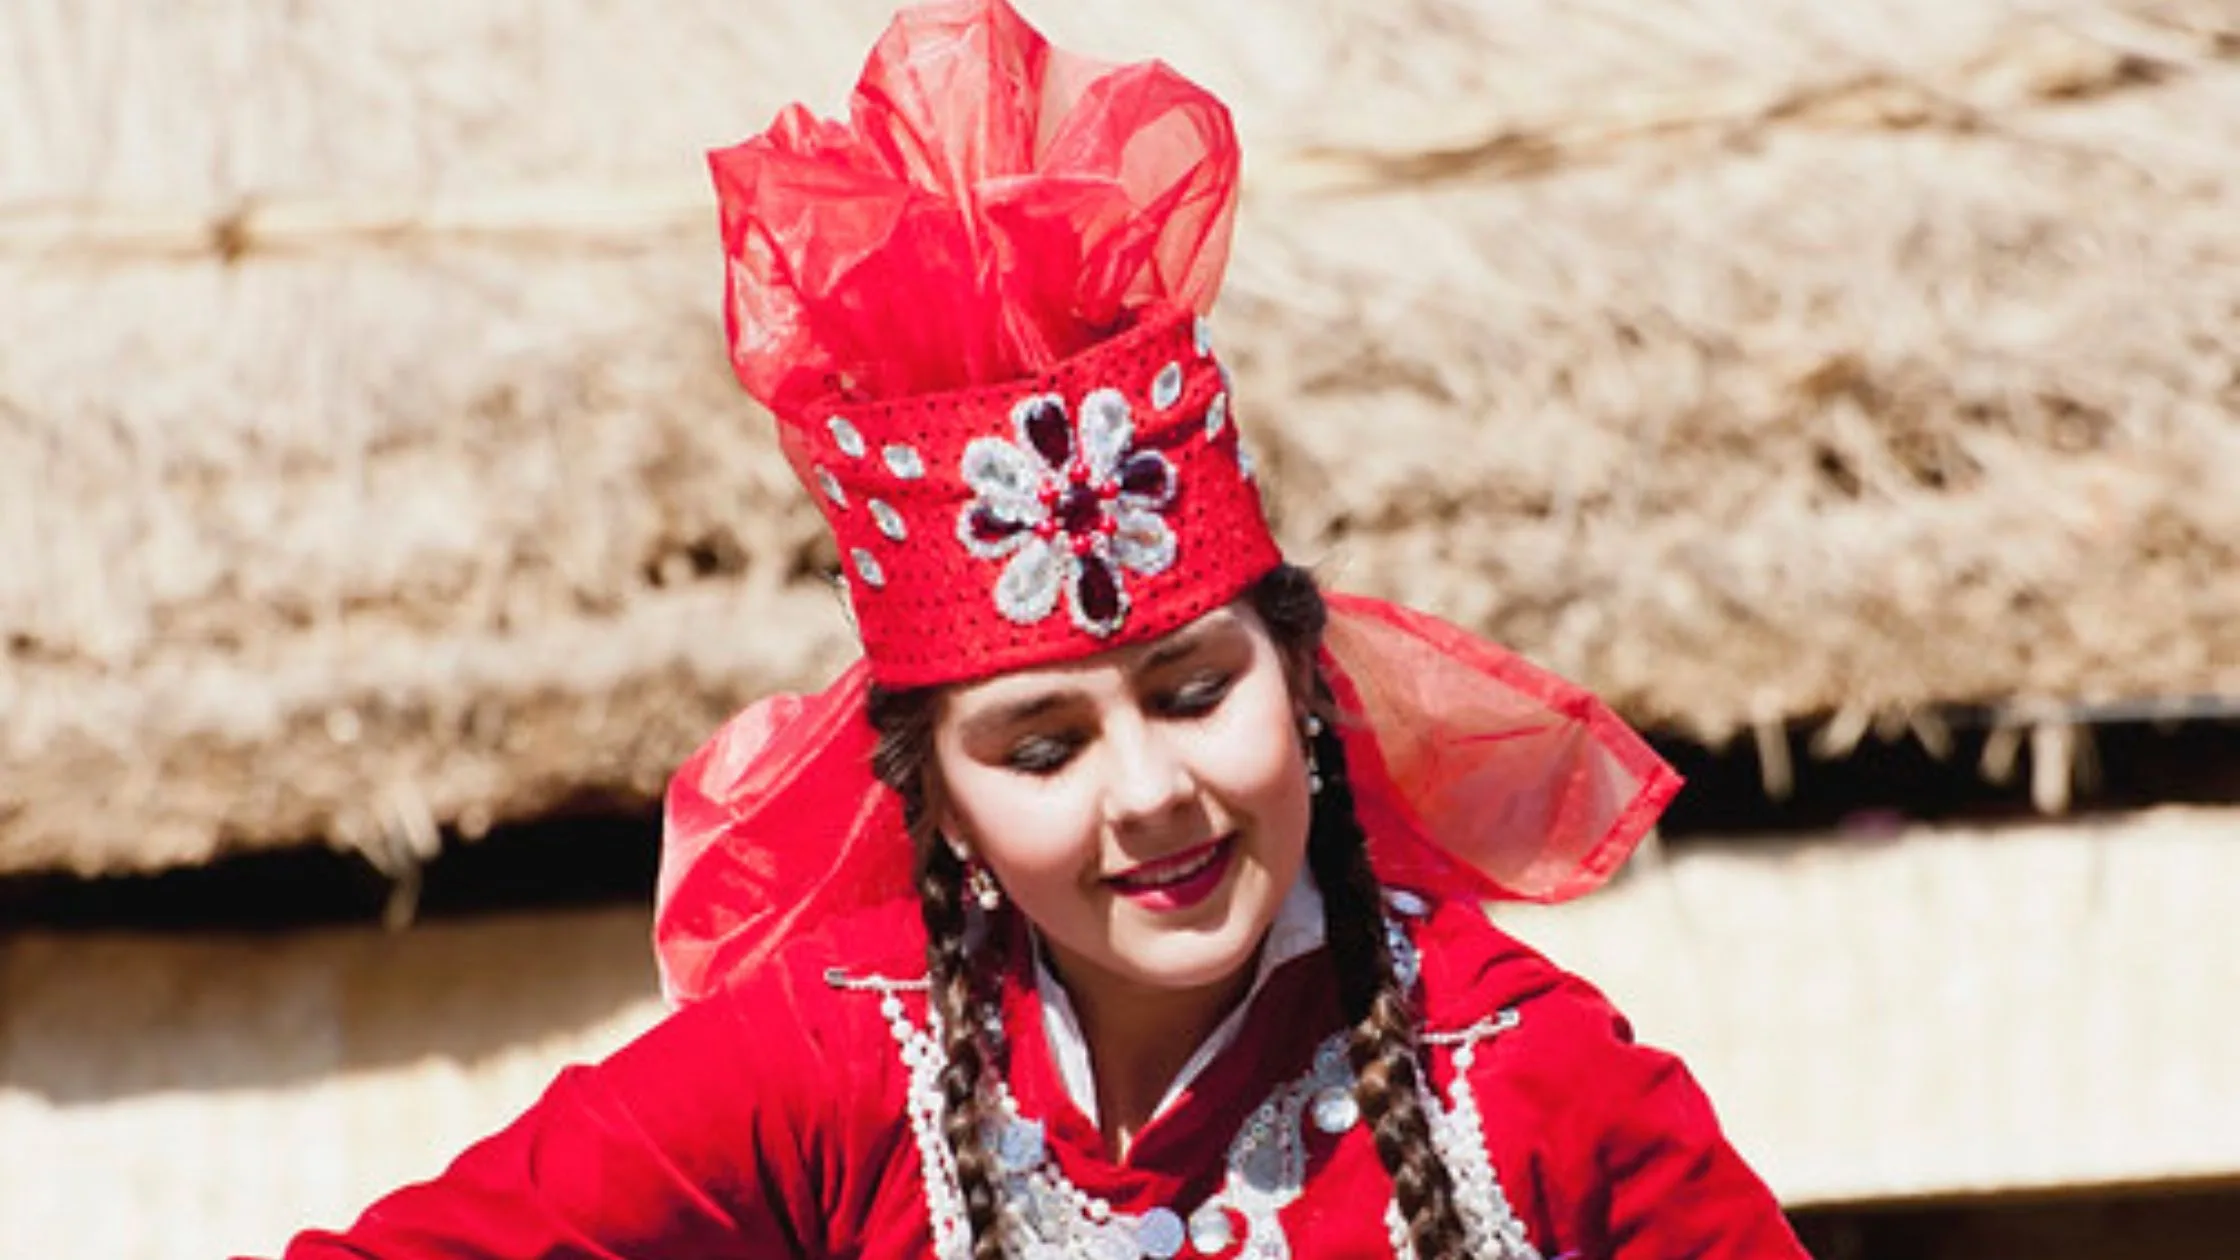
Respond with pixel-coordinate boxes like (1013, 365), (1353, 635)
(269, 2), (1808, 1256)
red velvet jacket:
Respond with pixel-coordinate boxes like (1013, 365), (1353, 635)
(269, 894), (1806, 1259)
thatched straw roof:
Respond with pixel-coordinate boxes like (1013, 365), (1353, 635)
(6, 0), (2238, 875)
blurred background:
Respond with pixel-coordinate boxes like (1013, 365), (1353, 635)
(4, 0), (2238, 1255)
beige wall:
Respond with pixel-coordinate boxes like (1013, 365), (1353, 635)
(0, 909), (665, 1259)
(1499, 806), (2240, 1206)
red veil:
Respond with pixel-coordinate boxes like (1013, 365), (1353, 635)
(657, 595), (1677, 1005)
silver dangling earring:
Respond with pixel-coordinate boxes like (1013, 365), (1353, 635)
(966, 861), (1003, 912)
(945, 834), (1003, 912)
(1303, 713), (1326, 796)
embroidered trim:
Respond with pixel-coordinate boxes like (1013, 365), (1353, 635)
(1405, 1010), (1540, 1260)
(825, 970), (968, 1260)
(832, 928), (1539, 1260)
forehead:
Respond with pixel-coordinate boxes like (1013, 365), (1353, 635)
(940, 606), (1257, 717)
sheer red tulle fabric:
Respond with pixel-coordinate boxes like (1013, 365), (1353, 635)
(710, 0), (1240, 421)
(655, 595), (1682, 1006)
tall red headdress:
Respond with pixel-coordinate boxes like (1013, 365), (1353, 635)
(658, 0), (1680, 1004)
(709, 0), (1271, 684)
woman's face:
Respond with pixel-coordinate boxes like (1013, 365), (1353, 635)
(932, 603), (1314, 1006)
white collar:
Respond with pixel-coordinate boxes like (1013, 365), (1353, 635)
(1035, 872), (1327, 1129)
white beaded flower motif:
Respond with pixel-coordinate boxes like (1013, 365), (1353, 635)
(957, 388), (1178, 637)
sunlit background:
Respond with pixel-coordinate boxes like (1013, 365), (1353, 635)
(4, 1), (2238, 1256)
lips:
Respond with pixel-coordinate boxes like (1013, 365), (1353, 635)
(1105, 835), (1236, 911)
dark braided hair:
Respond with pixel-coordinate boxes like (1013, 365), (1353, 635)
(1256, 566), (1474, 1260)
(868, 562), (1470, 1258)
(867, 687), (1011, 1260)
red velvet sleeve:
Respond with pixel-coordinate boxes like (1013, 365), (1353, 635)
(260, 958), (841, 1260)
(1529, 991), (1809, 1259)
(1588, 1042), (1806, 1257)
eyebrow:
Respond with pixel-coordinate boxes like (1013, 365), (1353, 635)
(957, 693), (1070, 743)
(955, 620), (1236, 740)
(1139, 623), (1222, 671)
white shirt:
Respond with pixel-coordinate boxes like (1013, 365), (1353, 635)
(1035, 874), (1328, 1128)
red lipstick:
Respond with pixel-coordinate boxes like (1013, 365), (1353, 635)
(1105, 835), (1235, 911)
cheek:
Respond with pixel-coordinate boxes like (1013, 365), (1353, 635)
(939, 761), (1102, 881)
(1193, 686), (1313, 835)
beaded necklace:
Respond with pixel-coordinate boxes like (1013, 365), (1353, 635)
(827, 919), (1541, 1259)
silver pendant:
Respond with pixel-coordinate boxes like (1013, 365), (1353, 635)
(1135, 1206), (1185, 1258)
(1188, 1204), (1235, 1255)
(1310, 1085), (1360, 1135)
(994, 1118), (1046, 1174)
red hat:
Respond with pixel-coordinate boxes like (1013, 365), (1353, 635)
(658, 0), (1679, 1004)
(708, 0), (1269, 686)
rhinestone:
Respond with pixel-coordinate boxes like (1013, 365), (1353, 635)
(1018, 394), (1072, 466)
(993, 1118), (1045, 1174)
(1077, 388), (1134, 475)
(1204, 391), (1228, 438)
(1311, 1085), (1360, 1134)
(814, 466), (847, 508)
(882, 443), (925, 479)
(851, 548), (885, 588)
(1073, 552), (1122, 629)
(1385, 889), (1428, 917)
(1188, 1205), (1234, 1255)
(1117, 451), (1174, 503)
(1193, 316), (1214, 357)
(1056, 484), (1103, 535)
(1150, 361), (1184, 410)
(993, 539), (1063, 625)
(1135, 1207), (1185, 1258)
(869, 498), (907, 541)
(827, 416), (866, 458)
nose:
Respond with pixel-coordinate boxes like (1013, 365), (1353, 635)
(1100, 715), (1196, 829)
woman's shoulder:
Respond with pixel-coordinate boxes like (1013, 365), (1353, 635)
(1399, 887), (1666, 1093)
(629, 897), (930, 1143)
(1403, 889), (1619, 1031)
(701, 895), (935, 1022)
(1399, 888), (1807, 1255)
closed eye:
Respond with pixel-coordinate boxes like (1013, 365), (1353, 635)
(1004, 731), (1084, 775)
(1155, 672), (1234, 719)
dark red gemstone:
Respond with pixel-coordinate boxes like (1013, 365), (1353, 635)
(1118, 452), (1171, 500)
(1075, 554), (1120, 623)
(970, 506), (1024, 543)
(1022, 399), (1072, 468)
(1056, 484), (1103, 536)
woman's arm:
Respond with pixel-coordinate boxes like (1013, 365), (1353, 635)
(259, 965), (835, 1260)
(1503, 983), (1808, 1259)
(1583, 1036), (1807, 1258)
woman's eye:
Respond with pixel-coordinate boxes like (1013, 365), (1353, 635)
(1160, 673), (1233, 717)
(1005, 734), (1081, 775)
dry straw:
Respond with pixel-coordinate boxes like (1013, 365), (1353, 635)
(3, 0), (2236, 876)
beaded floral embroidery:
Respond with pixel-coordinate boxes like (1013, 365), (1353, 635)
(956, 388), (1179, 637)
(828, 918), (1541, 1260)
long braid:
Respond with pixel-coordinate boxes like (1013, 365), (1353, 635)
(1304, 722), (1472, 1260)
(871, 686), (1010, 1260)
(916, 837), (1010, 1260)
